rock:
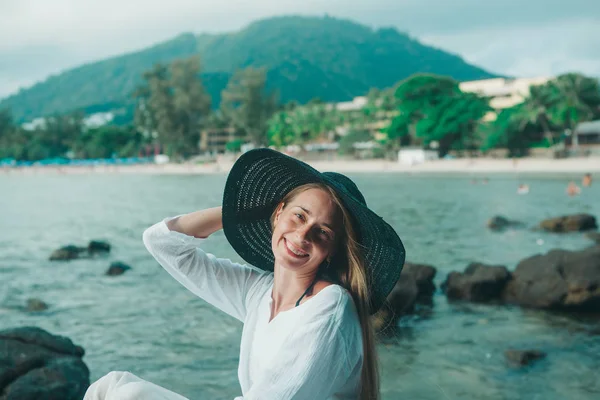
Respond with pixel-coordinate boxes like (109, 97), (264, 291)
(88, 240), (111, 254)
(49, 241), (111, 261)
(106, 261), (131, 276)
(539, 214), (597, 233)
(402, 262), (437, 299)
(372, 263), (437, 333)
(442, 263), (512, 303)
(0, 326), (89, 399)
(26, 298), (48, 312)
(504, 349), (546, 367)
(487, 216), (524, 231)
(503, 246), (600, 311)
(585, 231), (600, 244)
(48, 245), (87, 261)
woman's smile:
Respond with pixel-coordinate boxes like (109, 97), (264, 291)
(283, 238), (309, 258)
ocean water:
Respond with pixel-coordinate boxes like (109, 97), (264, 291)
(1, 171), (599, 399)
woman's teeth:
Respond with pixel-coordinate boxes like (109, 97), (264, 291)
(286, 240), (308, 256)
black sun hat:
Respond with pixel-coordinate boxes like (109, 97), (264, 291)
(222, 148), (406, 314)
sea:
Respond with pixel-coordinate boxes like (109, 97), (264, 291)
(1, 171), (599, 399)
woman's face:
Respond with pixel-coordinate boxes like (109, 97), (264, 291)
(272, 188), (340, 275)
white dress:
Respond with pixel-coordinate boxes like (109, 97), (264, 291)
(84, 217), (363, 400)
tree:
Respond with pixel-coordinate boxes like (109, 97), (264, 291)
(338, 129), (373, 155)
(480, 105), (536, 157)
(133, 57), (211, 158)
(386, 74), (490, 156)
(267, 111), (297, 147)
(501, 73), (600, 151)
(509, 84), (556, 147)
(546, 73), (600, 132)
(221, 67), (277, 146)
(133, 63), (175, 147)
(0, 109), (17, 159)
(72, 125), (145, 159)
(170, 57), (212, 156)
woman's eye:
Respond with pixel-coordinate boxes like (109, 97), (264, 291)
(295, 213), (304, 220)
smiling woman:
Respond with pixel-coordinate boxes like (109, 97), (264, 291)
(269, 185), (341, 314)
(83, 148), (405, 400)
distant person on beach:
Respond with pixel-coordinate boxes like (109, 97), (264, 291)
(84, 149), (405, 400)
(567, 181), (581, 196)
(517, 184), (529, 195)
(582, 173), (592, 187)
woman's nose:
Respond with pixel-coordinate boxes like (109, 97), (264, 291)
(295, 225), (311, 243)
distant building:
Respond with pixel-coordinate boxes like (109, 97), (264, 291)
(21, 117), (46, 131)
(199, 127), (247, 154)
(331, 96), (368, 112)
(21, 112), (114, 131)
(568, 120), (600, 156)
(398, 148), (438, 165)
(84, 112), (114, 128)
(460, 77), (552, 121)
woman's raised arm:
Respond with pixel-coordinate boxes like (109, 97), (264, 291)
(166, 206), (223, 238)
(142, 207), (271, 322)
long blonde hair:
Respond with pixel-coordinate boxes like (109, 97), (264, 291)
(273, 183), (379, 400)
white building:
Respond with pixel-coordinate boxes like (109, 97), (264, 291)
(21, 112), (114, 131)
(398, 148), (438, 165)
(572, 120), (600, 150)
(22, 117), (46, 131)
(84, 112), (114, 128)
(326, 96), (368, 112)
(460, 77), (552, 121)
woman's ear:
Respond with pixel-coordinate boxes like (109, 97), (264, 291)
(273, 202), (285, 226)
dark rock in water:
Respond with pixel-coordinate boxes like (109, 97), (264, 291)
(504, 349), (546, 367)
(88, 240), (111, 254)
(403, 262), (437, 299)
(442, 263), (512, 303)
(487, 216), (524, 231)
(50, 240), (111, 261)
(503, 246), (600, 311)
(0, 326), (89, 400)
(539, 214), (597, 232)
(585, 231), (600, 244)
(49, 245), (87, 261)
(373, 262), (437, 333)
(26, 298), (48, 312)
(106, 261), (132, 276)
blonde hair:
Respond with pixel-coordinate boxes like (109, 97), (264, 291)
(273, 183), (380, 400)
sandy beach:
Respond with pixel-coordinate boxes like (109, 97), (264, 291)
(2, 157), (599, 175)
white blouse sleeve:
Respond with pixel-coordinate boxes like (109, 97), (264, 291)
(142, 217), (270, 322)
(238, 291), (363, 400)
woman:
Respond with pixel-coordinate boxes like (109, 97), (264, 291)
(85, 148), (405, 400)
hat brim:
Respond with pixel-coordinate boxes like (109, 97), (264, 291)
(222, 148), (405, 314)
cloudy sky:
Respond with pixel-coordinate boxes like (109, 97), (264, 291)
(1, 0), (598, 100)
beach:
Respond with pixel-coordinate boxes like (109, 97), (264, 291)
(3, 156), (600, 175)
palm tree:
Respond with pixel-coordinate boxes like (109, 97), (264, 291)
(511, 84), (557, 146)
(548, 73), (600, 132)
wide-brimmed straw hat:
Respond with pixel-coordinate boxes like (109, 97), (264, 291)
(222, 148), (405, 314)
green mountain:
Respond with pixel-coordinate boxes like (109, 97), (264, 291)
(1, 15), (497, 122)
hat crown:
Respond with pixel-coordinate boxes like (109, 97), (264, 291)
(322, 172), (367, 206)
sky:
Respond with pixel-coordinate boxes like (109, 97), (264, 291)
(1, 0), (599, 100)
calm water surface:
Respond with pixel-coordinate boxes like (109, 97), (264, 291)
(1, 171), (599, 399)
